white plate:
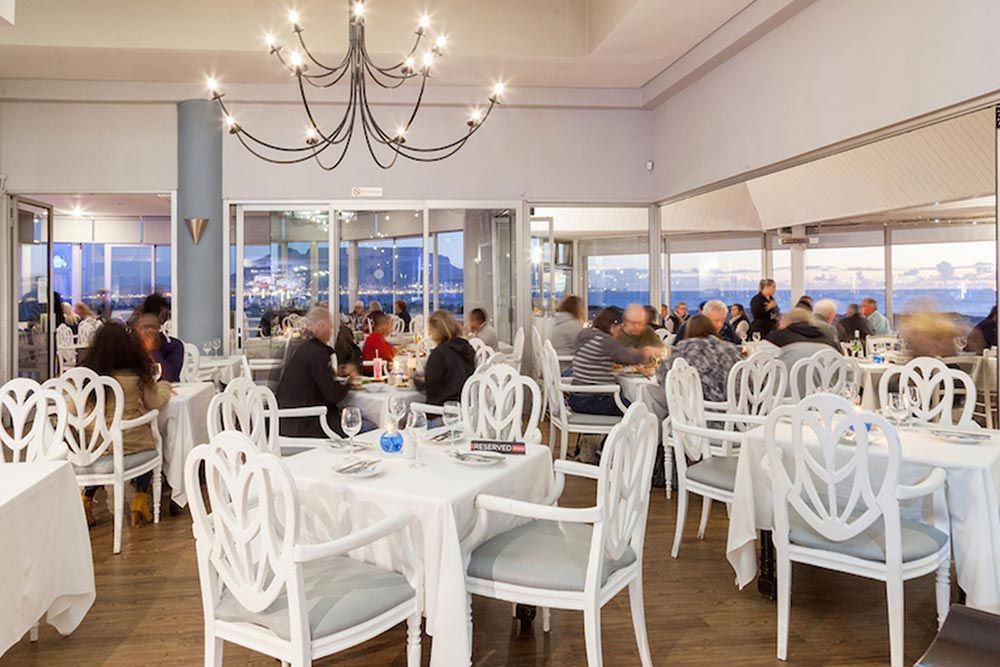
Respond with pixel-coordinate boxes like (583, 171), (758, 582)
(925, 429), (989, 445)
(329, 440), (369, 453)
(333, 458), (384, 478)
(448, 449), (504, 466)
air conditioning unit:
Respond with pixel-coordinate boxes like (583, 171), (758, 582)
(776, 226), (819, 246)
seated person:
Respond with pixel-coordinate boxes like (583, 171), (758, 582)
(648, 314), (744, 421)
(79, 322), (172, 527)
(571, 306), (659, 416)
(361, 311), (395, 373)
(415, 310), (476, 405)
(276, 307), (358, 438)
(966, 305), (997, 354)
(676, 300), (739, 344)
(665, 302), (688, 334)
(467, 307), (500, 351)
(813, 298), (841, 345)
(137, 293), (184, 380)
(729, 304), (751, 340)
(135, 312), (183, 382)
(617, 304), (664, 349)
(645, 305), (665, 330)
(838, 302), (875, 347)
(760, 307), (841, 396)
(348, 300), (367, 331)
(550, 295), (585, 357)
(334, 320), (363, 370)
(395, 300), (412, 329)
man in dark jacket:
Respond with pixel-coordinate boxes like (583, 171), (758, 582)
(750, 278), (780, 338)
(838, 303), (874, 347)
(277, 307), (356, 438)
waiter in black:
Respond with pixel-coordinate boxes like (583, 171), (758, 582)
(749, 278), (781, 338)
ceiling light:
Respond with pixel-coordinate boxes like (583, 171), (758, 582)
(70, 206), (85, 219)
(206, 77), (219, 92)
(288, 9), (300, 25)
(264, 32), (277, 48)
(419, 13), (431, 30)
(353, 2), (365, 18)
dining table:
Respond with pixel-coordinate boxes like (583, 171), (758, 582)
(341, 384), (425, 427)
(198, 354), (244, 384)
(0, 461), (96, 655)
(283, 429), (554, 667)
(158, 381), (216, 506)
(726, 421), (1000, 614)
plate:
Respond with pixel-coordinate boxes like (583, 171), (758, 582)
(333, 458), (384, 477)
(448, 449), (504, 466)
(329, 439), (368, 453)
(925, 429), (990, 445)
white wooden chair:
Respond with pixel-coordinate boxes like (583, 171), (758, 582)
(180, 343), (202, 383)
(463, 402), (658, 666)
(55, 324), (77, 373)
(663, 359), (761, 556)
(765, 394), (951, 667)
(77, 317), (102, 347)
(0, 378), (68, 463)
(975, 348), (997, 428)
(866, 335), (902, 358)
(530, 326), (547, 419)
(468, 336), (490, 366)
(389, 315), (406, 336)
(185, 431), (423, 667)
(409, 314), (424, 335)
(506, 326), (525, 373)
(461, 363), (542, 442)
(247, 335), (293, 385)
(43, 368), (163, 554)
(654, 329), (672, 345)
(540, 340), (626, 460)
(878, 357), (977, 427)
(789, 348), (863, 402)
(707, 351), (788, 426)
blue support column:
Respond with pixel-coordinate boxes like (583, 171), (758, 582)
(176, 99), (223, 347)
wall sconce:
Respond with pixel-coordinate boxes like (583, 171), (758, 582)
(185, 217), (209, 244)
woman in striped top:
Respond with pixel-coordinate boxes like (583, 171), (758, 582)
(569, 306), (660, 416)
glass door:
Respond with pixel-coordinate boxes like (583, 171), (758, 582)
(13, 197), (55, 380)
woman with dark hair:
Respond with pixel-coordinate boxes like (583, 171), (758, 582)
(729, 303), (751, 340)
(79, 322), (172, 527)
(569, 306), (658, 416)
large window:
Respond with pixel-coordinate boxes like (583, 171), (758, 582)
(587, 254), (649, 316)
(394, 236), (425, 313)
(892, 240), (996, 322)
(805, 246), (885, 310)
(356, 239), (394, 311)
(434, 231), (464, 314)
(669, 249), (761, 309)
(771, 249), (792, 312)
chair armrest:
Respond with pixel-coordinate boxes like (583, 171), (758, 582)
(554, 459), (600, 480)
(410, 402), (444, 416)
(277, 406), (327, 419)
(704, 400), (731, 412)
(672, 420), (745, 445)
(705, 413), (766, 427)
(556, 355), (574, 363)
(475, 493), (601, 524)
(122, 410), (160, 430)
(558, 382), (628, 413)
(293, 511), (415, 563)
(897, 467), (947, 501)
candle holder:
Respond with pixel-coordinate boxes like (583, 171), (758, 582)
(379, 422), (404, 454)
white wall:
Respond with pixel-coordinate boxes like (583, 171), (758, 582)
(0, 102), (177, 192)
(223, 103), (654, 203)
(652, 0), (1000, 200)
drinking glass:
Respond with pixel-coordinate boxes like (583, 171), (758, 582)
(341, 407), (363, 450)
(406, 410), (428, 468)
(442, 400), (462, 443)
(883, 393), (907, 427)
(152, 363), (162, 382)
(212, 338), (222, 356)
(752, 331), (761, 343)
(838, 383), (859, 407)
(388, 395), (407, 428)
(903, 385), (920, 425)
(202, 341), (212, 356)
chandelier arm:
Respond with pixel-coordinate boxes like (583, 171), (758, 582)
(358, 108), (402, 170)
(216, 97), (331, 153)
(296, 71), (357, 145)
(361, 27), (425, 73)
(362, 59), (416, 89)
(359, 37), (422, 81)
(233, 132), (333, 164)
(310, 120), (357, 170)
(380, 99), (497, 155)
(295, 29), (353, 73)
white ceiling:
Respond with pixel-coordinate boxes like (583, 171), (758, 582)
(0, 0), (754, 88)
(22, 193), (171, 218)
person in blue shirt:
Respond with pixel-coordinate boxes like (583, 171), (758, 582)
(861, 297), (892, 335)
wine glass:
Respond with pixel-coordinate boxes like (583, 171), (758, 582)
(406, 410), (428, 468)
(202, 340), (212, 356)
(752, 331), (761, 343)
(152, 363), (162, 382)
(212, 338), (222, 356)
(883, 393), (908, 427)
(387, 395), (407, 429)
(442, 401), (462, 443)
(738, 329), (748, 343)
(838, 383), (859, 407)
(903, 385), (920, 424)
(341, 407), (363, 450)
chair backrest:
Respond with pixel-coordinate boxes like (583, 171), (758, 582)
(531, 326), (543, 373)
(185, 431), (300, 617)
(664, 358), (711, 461)
(510, 327), (525, 370)
(181, 343), (201, 383)
(540, 340), (568, 425)
(282, 313), (305, 334)
(55, 323), (75, 347)
(0, 378), (68, 463)
(764, 394), (903, 553)
(77, 318), (102, 346)
(866, 335), (901, 357)
(42, 368), (123, 467)
(409, 314), (424, 335)
(727, 351), (788, 419)
(878, 356), (976, 426)
(240, 355), (254, 380)
(461, 364), (541, 441)
(207, 377), (280, 455)
(789, 348), (863, 401)
(470, 338), (494, 368)
(592, 402), (658, 565)
(390, 315), (406, 336)
(655, 329), (672, 344)
(161, 319), (175, 337)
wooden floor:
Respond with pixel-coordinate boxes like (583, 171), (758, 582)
(3, 436), (944, 666)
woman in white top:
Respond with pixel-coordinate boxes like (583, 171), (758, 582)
(549, 295), (585, 356)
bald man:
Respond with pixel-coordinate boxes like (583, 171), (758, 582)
(617, 304), (664, 349)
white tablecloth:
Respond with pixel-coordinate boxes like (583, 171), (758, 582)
(341, 386), (425, 427)
(859, 361), (892, 410)
(0, 462), (96, 655)
(159, 382), (216, 506)
(199, 355), (243, 384)
(726, 423), (1000, 613)
(284, 431), (554, 667)
(617, 374), (656, 405)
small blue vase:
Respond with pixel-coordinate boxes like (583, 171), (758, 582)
(380, 429), (404, 454)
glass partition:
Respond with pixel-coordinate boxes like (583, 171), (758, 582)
(892, 240), (996, 324)
(586, 254), (650, 316)
(669, 249), (761, 309)
(805, 245), (885, 309)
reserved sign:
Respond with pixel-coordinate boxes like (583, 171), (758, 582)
(471, 440), (525, 455)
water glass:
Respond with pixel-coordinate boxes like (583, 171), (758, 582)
(202, 341), (212, 356)
(152, 363), (162, 382)
(212, 338), (222, 355)
(406, 410), (428, 467)
(341, 407), (363, 449)
(388, 395), (407, 427)
(442, 400), (462, 442)
(752, 331), (761, 343)
(883, 393), (907, 427)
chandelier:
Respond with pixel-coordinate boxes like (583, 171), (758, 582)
(206, 0), (502, 170)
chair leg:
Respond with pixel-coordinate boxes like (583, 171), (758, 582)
(467, 594), (473, 653)
(542, 607), (551, 633)
(205, 636), (223, 667)
(548, 421), (556, 454)
(671, 488), (687, 558)
(628, 576), (653, 667)
(664, 446), (673, 501)
(560, 429), (569, 461)
(885, 576), (905, 667)
(29, 623), (38, 642)
(113, 480), (124, 554)
(776, 549), (791, 661)
(583, 599), (603, 667)
(511, 602), (517, 618)
(935, 554), (951, 628)
(152, 466), (163, 524)
(406, 613), (422, 667)
(697, 496), (712, 540)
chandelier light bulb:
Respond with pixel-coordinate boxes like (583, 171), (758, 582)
(225, 115), (237, 130)
(290, 50), (304, 69)
(492, 82), (505, 97)
(435, 35), (447, 49)
(422, 51), (434, 69)
(353, 2), (365, 18)
(404, 56), (415, 69)
(419, 14), (431, 29)
(468, 107), (483, 127)
(305, 126), (319, 144)
(264, 32), (276, 47)
(396, 125), (407, 137)
(288, 9), (300, 25)
(206, 77), (219, 92)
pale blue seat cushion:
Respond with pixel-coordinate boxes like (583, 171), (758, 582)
(215, 556), (414, 640)
(73, 449), (159, 476)
(789, 515), (948, 563)
(685, 456), (738, 492)
(467, 520), (635, 592)
(566, 411), (621, 427)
